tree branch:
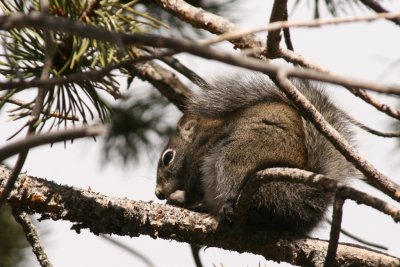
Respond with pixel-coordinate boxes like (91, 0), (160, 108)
(153, 0), (264, 51)
(0, 95), (80, 121)
(274, 73), (400, 202)
(132, 61), (192, 112)
(324, 195), (345, 267)
(11, 206), (53, 267)
(237, 168), (400, 224)
(1, 165), (399, 267)
(359, 0), (400, 26)
(280, 49), (400, 120)
(0, 125), (106, 163)
(202, 11), (400, 47)
(0, 12), (399, 98)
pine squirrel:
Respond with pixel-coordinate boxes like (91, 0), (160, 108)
(155, 75), (358, 235)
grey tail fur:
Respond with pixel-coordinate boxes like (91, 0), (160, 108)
(188, 73), (359, 181)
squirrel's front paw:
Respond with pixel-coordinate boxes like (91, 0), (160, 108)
(218, 202), (235, 224)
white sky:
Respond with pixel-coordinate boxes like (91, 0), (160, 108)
(1, 1), (400, 267)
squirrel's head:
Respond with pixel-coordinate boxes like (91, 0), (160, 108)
(155, 114), (198, 205)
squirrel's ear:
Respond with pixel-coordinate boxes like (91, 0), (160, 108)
(178, 116), (198, 142)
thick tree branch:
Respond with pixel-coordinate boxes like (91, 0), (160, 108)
(1, 166), (399, 267)
(132, 61), (192, 112)
(153, 0), (264, 51)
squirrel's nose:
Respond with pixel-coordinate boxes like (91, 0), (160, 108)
(155, 187), (165, 200)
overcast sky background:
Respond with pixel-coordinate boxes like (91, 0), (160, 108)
(1, 1), (400, 266)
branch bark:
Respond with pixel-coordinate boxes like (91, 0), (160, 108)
(1, 165), (399, 267)
(359, 0), (400, 26)
(11, 206), (54, 267)
(132, 61), (192, 112)
(153, 0), (264, 51)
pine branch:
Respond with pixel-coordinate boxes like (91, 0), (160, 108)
(1, 165), (399, 267)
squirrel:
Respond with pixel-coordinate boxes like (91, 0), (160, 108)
(155, 74), (359, 235)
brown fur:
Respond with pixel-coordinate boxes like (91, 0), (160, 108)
(156, 75), (357, 235)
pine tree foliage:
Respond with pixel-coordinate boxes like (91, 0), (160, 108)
(0, 0), (166, 132)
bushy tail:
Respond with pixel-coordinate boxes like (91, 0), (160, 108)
(296, 81), (359, 181)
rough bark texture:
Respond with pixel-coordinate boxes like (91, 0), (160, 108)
(1, 166), (399, 267)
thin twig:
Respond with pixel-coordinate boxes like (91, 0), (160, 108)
(100, 235), (155, 267)
(324, 194), (345, 267)
(11, 206), (53, 267)
(328, 219), (387, 250)
(0, 58), (146, 91)
(280, 49), (400, 120)
(155, 54), (209, 88)
(0, 95), (80, 121)
(0, 125), (106, 162)
(359, 0), (400, 26)
(190, 244), (203, 267)
(201, 11), (400, 46)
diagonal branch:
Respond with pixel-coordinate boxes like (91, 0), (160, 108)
(359, 0), (400, 26)
(0, 125), (106, 163)
(280, 49), (400, 120)
(11, 206), (53, 267)
(153, 0), (264, 51)
(1, 166), (399, 267)
(0, 95), (80, 121)
(132, 61), (192, 112)
(274, 73), (400, 202)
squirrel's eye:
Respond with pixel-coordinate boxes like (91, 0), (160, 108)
(162, 149), (175, 166)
